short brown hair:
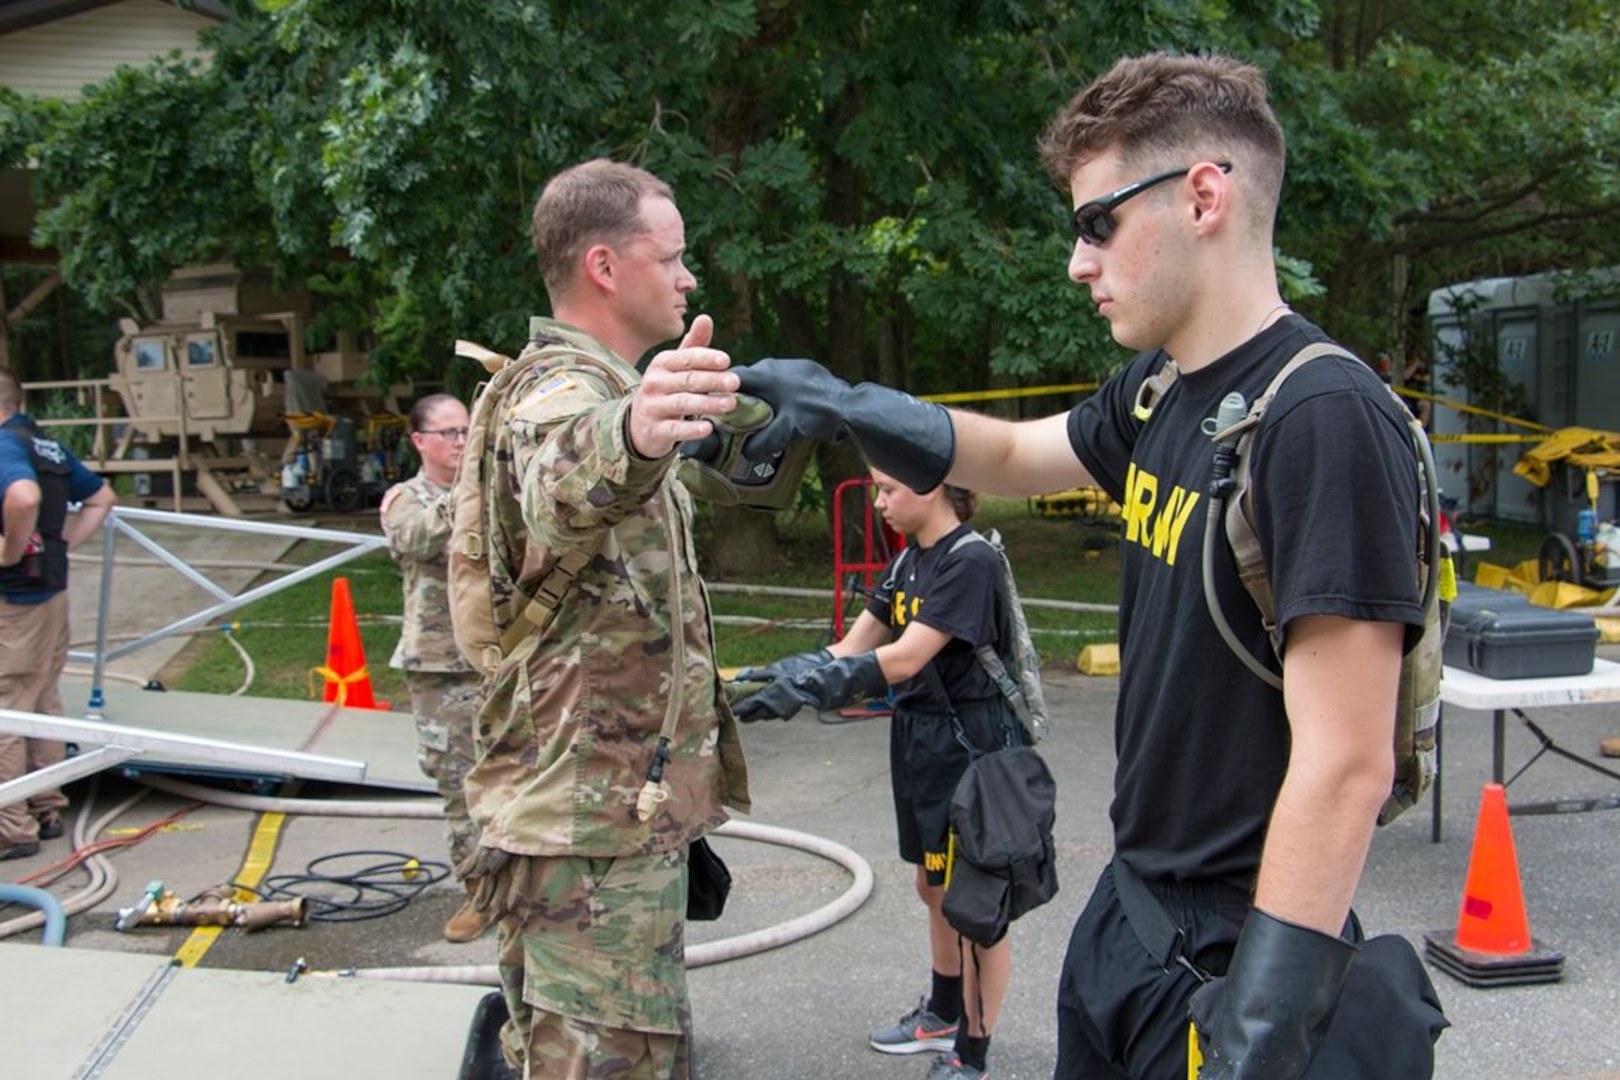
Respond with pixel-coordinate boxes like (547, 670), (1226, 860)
(531, 159), (674, 301)
(1038, 53), (1286, 231)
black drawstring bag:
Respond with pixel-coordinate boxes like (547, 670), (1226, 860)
(687, 837), (731, 922)
(942, 744), (1059, 946)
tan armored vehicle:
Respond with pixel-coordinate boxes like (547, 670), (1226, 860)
(36, 265), (413, 515)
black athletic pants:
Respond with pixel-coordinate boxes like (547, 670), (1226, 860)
(1055, 862), (1447, 1079)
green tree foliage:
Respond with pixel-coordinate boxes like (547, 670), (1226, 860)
(1269, 1), (1620, 361)
(3, 0), (1616, 424)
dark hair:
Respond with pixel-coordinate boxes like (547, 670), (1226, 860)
(0, 366), (21, 414)
(1037, 52), (1285, 231)
(945, 485), (977, 523)
(532, 158), (675, 301)
(410, 392), (461, 433)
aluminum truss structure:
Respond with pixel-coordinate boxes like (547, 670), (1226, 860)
(0, 507), (387, 802)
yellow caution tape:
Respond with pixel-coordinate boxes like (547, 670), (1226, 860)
(1395, 387), (1550, 432)
(1429, 433), (1552, 444)
(307, 663), (369, 707)
(921, 382), (1098, 406)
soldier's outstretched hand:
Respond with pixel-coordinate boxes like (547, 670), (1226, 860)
(629, 314), (739, 460)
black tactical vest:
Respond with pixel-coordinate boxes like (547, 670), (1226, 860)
(1, 417), (72, 595)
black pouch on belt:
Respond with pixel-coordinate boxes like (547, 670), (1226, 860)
(687, 837), (732, 922)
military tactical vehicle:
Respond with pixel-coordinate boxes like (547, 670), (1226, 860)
(36, 265), (415, 515)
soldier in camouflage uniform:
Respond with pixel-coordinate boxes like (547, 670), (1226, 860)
(458, 158), (750, 1079)
(381, 392), (492, 943)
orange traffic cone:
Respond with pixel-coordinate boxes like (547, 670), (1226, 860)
(1453, 783), (1530, 955)
(313, 576), (383, 710)
(1424, 783), (1562, 987)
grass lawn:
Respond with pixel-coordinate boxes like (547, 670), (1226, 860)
(164, 497), (1548, 701)
(166, 497), (1120, 700)
(162, 547), (414, 707)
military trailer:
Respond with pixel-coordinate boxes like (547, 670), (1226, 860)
(29, 265), (414, 516)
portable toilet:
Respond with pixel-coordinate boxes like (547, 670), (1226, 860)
(1427, 269), (1620, 527)
(1426, 275), (1553, 524)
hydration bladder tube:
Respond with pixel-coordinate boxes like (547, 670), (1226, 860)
(1201, 391), (1284, 690)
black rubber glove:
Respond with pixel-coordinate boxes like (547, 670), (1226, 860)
(734, 359), (956, 494)
(1190, 908), (1357, 1079)
(734, 647), (833, 685)
(733, 651), (888, 722)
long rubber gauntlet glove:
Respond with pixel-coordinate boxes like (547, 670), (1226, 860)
(735, 359), (955, 494)
(734, 648), (833, 684)
(1189, 908), (1356, 1080)
(733, 652), (888, 721)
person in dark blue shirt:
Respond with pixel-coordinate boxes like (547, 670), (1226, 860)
(1, 365), (115, 861)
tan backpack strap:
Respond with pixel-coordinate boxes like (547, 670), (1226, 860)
(1225, 343), (1356, 645)
(478, 344), (637, 667)
(497, 545), (599, 657)
(455, 339), (511, 375)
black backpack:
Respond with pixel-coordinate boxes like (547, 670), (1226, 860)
(941, 744), (1060, 947)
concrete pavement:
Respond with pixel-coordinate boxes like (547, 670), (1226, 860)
(4, 658), (1619, 1078)
(4, 510), (1620, 1077)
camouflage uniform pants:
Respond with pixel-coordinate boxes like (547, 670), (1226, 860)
(404, 670), (482, 871)
(495, 847), (690, 1079)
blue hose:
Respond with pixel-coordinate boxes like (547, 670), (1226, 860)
(0, 884), (67, 946)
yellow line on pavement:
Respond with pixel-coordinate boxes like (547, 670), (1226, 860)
(173, 810), (287, 968)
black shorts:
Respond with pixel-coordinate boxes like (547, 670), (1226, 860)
(890, 699), (1024, 886)
(1055, 862), (1447, 1079)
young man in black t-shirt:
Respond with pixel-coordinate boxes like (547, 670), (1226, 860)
(733, 52), (1446, 1080)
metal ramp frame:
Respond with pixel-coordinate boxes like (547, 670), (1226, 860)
(0, 706), (367, 805)
(76, 506), (390, 716)
(0, 506), (388, 803)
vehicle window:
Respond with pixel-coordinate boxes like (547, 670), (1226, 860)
(186, 336), (219, 367)
(135, 339), (168, 371)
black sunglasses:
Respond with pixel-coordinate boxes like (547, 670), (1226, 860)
(1071, 161), (1233, 246)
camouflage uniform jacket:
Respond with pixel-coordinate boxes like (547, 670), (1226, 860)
(382, 471), (474, 674)
(464, 318), (750, 858)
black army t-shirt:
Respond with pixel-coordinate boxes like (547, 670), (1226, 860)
(1067, 315), (1424, 887)
(867, 522), (1003, 711)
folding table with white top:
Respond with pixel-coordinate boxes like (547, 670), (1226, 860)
(1431, 657), (1620, 841)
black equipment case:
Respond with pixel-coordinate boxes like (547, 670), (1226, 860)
(1448, 582), (1531, 624)
(1443, 599), (1599, 680)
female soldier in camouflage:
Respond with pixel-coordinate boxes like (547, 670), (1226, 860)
(381, 392), (491, 943)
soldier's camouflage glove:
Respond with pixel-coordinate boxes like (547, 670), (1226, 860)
(734, 651), (887, 722)
(733, 648), (833, 685)
(734, 359), (955, 495)
(1189, 908), (1356, 1079)
(455, 846), (535, 919)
